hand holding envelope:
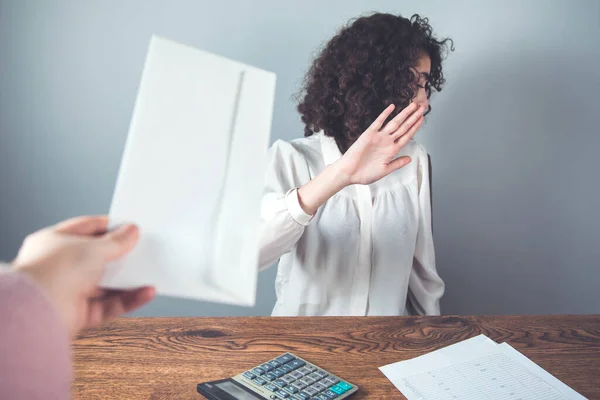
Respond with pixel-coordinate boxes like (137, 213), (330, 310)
(101, 36), (276, 306)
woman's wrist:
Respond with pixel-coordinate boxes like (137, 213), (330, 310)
(297, 162), (351, 215)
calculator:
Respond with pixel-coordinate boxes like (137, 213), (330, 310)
(197, 352), (358, 400)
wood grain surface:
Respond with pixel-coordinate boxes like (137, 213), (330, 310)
(73, 315), (600, 399)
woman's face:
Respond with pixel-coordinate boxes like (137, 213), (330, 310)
(413, 54), (431, 111)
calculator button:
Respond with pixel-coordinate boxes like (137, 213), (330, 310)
(292, 381), (307, 390)
(264, 383), (279, 392)
(289, 371), (304, 380)
(272, 368), (286, 378)
(281, 375), (296, 384)
(302, 387), (319, 397)
(286, 359), (306, 370)
(253, 367), (266, 376)
(254, 377), (267, 386)
(295, 393), (311, 400)
(243, 371), (256, 380)
(311, 382), (327, 392)
(337, 381), (352, 391)
(305, 376), (317, 384)
(323, 376), (339, 386)
(299, 377), (314, 386)
(315, 370), (328, 379)
(314, 395), (329, 400)
(304, 364), (317, 372)
(323, 390), (339, 399)
(296, 367), (312, 376)
(261, 363), (275, 372)
(274, 391), (290, 399)
(307, 373), (321, 381)
(280, 364), (294, 373)
(276, 353), (296, 364)
(274, 379), (288, 388)
(269, 360), (282, 368)
(283, 385), (299, 395)
(265, 372), (278, 381)
(329, 384), (347, 395)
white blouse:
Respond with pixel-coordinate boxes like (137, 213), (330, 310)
(258, 132), (444, 316)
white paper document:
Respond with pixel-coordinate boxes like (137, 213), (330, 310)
(101, 36), (276, 306)
(380, 335), (586, 400)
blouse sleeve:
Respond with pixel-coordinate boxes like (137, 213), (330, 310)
(407, 145), (445, 315)
(257, 140), (314, 270)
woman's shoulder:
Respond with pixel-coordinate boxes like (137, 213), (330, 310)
(269, 134), (323, 164)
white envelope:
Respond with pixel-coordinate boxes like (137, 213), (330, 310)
(101, 36), (276, 306)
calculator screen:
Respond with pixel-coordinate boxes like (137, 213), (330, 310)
(215, 381), (261, 400)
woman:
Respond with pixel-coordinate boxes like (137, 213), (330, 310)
(258, 13), (453, 316)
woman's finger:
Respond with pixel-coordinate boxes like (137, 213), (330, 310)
(389, 106), (425, 140)
(368, 104), (396, 131)
(380, 102), (419, 135)
(385, 156), (412, 174)
(89, 287), (156, 325)
(54, 216), (109, 236)
(393, 115), (423, 147)
(98, 224), (140, 262)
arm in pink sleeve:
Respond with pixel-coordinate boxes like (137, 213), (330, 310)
(0, 264), (72, 400)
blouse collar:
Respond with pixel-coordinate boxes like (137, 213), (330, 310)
(318, 132), (342, 166)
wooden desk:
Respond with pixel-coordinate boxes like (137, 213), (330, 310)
(73, 315), (600, 399)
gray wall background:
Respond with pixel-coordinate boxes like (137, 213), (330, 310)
(1, 0), (599, 316)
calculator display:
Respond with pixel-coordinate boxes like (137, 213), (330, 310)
(216, 381), (261, 400)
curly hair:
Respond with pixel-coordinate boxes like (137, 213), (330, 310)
(297, 13), (453, 154)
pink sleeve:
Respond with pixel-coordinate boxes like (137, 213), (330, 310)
(0, 264), (72, 400)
